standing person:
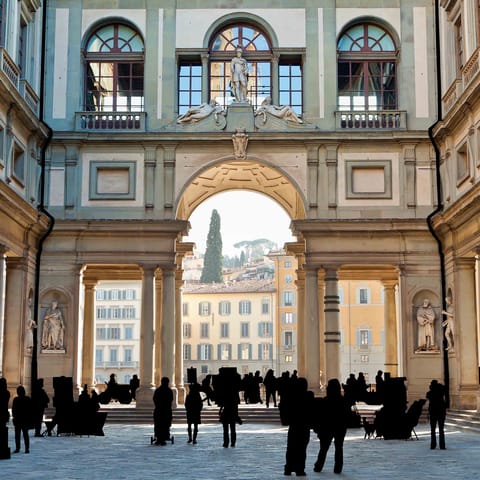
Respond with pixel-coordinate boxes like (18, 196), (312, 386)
(0, 378), (10, 426)
(129, 374), (140, 401)
(284, 377), (314, 476)
(12, 385), (33, 454)
(219, 383), (241, 448)
(185, 383), (203, 444)
(313, 378), (349, 474)
(201, 374), (214, 406)
(426, 379), (447, 449)
(152, 377), (174, 446)
(32, 378), (49, 437)
(263, 369), (277, 408)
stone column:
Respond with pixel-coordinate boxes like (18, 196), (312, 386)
(304, 265), (320, 392)
(81, 278), (97, 388)
(476, 251), (480, 411)
(136, 265), (156, 405)
(0, 245), (6, 376)
(295, 266), (306, 376)
(174, 266), (185, 403)
(383, 280), (398, 377)
(271, 52), (279, 104)
(201, 54), (209, 104)
(161, 267), (176, 384)
(154, 271), (163, 388)
(318, 270), (326, 389)
(3, 258), (27, 385)
(324, 266), (341, 381)
(453, 258), (479, 409)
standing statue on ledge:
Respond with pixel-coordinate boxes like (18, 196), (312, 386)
(441, 296), (455, 351)
(230, 46), (249, 103)
(416, 298), (437, 351)
(41, 300), (65, 350)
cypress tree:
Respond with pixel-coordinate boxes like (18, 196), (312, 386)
(200, 209), (223, 283)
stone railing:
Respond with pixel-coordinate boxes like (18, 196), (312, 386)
(462, 48), (480, 86)
(19, 79), (40, 115)
(0, 47), (20, 88)
(335, 110), (406, 130)
(76, 111), (146, 131)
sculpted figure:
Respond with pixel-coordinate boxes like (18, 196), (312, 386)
(177, 100), (225, 124)
(232, 128), (249, 159)
(42, 301), (65, 350)
(25, 296), (37, 354)
(255, 97), (303, 124)
(441, 296), (455, 351)
(230, 46), (249, 103)
(416, 298), (436, 351)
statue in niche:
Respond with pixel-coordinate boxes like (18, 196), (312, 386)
(230, 46), (249, 103)
(25, 295), (36, 354)
(441, 296), (455, 351)
(177, 100), (226, 124)
(232, 128), (248, 159)
(255, 97), (303, 124)
(415, 298), (439, 352)
(41, 300), (65, 351)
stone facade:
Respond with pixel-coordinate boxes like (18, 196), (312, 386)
(0, 1), (477, 409)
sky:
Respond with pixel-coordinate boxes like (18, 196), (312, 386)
(185, 191), (295, 257)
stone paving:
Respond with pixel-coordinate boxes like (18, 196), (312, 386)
(1, 421), (479, 479)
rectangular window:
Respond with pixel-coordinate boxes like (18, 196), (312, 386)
(200, 322), (209, 338)
(455, 16), (464, 75)
(124, 348), (132, 363)
(239, 300), (251, 315)
(178, 62), (202, 115)
(361, 354), (369, 362)
(96, 327), (106, 340)
(261, 298), (270, 314)
(109, 349), (118, 362)
(183, 302), (189, 316)
(220, 322), (229, 338)
(12, 143), (25, 183)
(240, 322), (249, 338)
(258, 322), (273, 337)
(125, 289), (136, 300)
(218, 301), (231, 316)
(283, 291), (295, 307)
(282, 312), (295, 324)
(358, 329), (371, 347)
(183, 323), (192, 338)
(199, 344), (212, 361)
(259, 343), (272, 360)
(284, 331), (293, 348)
(0, 1), (5, 47)
(285, 355), (293, 363)
(279, 60), (303, 116)
(219, 343), (231, 361)
(358, 288), (369, 304)
(95, 349), (103, 366)
(107, 326), (121, 340)
(199, 302), (211, 316)
(183, 344), (192, 361)
(124, 326), (133, 340)
(239, 343), (251, 360)
(96, 307), (106, 319)
(284, 261), (292, 268)
(96, 289), (106, 301)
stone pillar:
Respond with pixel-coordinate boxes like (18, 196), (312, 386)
(174, 266), (185, 403)
(136, 265), (156, 405)
(383, 280), (398, 377)
(318, 271), (326, 389)
(201, 54), (209, 104)
(324, 266), (341, 381)
(144, 146), (156, 209)
(161, 267), (175, 384)
(453, 258), (479, 408)
(295, 266), (306, 376)
(271, 52), (279, 104)
(304, 265), (320, 392)
(3, 258), (27, 385)
(81, 278), (97, 388)
(476, 252), (480, 411)
(0, 245), (7, 376)
(153, 271), (163, 388)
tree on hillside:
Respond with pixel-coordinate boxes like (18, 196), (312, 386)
(233, 238), (276, 263)
(200, 209), (223, 283)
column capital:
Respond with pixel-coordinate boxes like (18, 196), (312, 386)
(140, 264), (158, 275)
(381, 279), (398, 289)
(0, 244), (8, 255)
(454, 257), (476, 270)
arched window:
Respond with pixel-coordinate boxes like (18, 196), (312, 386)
(209, 24), (271, 110)
(84, 24), (144, 112)
(337, 23), (397, 111)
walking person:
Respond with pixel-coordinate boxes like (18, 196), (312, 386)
(284, 377), (314, 476)
(426, 379), (447, 449)
(185, 383), (202, 444)
(12, 385), (33, 453)
(313, 378), (349, 474)
(152, 377), (174, 446)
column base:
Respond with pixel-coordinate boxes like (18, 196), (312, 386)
(135, 386), (155, 407)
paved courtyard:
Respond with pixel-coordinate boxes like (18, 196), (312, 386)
(1, 421), (479, 479)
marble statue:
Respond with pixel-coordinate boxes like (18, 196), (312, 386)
(441, 296), (455, 351)
(416, 298), (437, 352)
(25, 296), (36, 354)
(177, 100), (226, 124)
(230, 46), (249, 103)
(41, 300), (65, 351)
(255, 97), (303, 124)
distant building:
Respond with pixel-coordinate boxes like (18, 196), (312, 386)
(94, 280), (142, 385)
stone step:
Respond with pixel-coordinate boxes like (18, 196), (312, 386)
(445, 409), (480, 434)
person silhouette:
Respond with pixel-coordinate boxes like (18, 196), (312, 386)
(129, 374), (140, 401)
(32, 378), (49, 437)
(426, 379), (447, 449)
(284, 377), (314, 476)
(219, 383), (241, 448)
(12, 385), (32, 453)
(313, 378), (349, 474)
(263, 369), (277, 408)
(153, 377), (174, 445)
(185, 383), (203, 444)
